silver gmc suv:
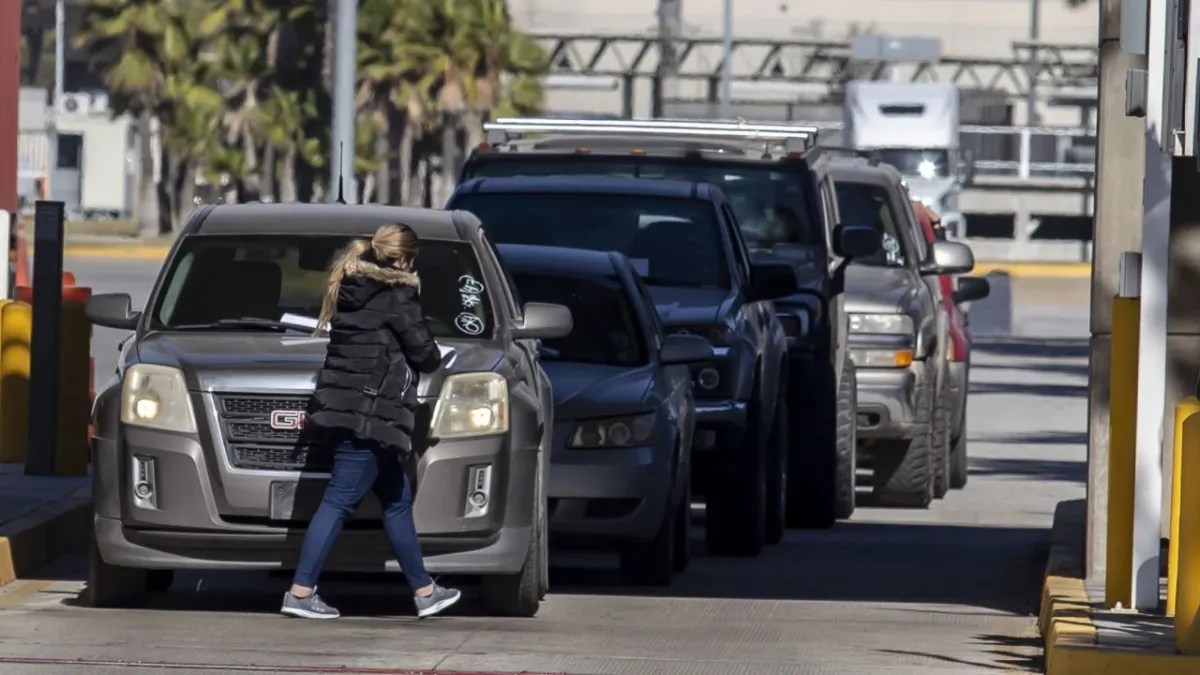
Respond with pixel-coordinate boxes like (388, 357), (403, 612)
(84, 203), (572, 617)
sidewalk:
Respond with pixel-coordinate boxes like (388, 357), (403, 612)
(1039, 499), (1200, 674)
(0, 463), (91, 588)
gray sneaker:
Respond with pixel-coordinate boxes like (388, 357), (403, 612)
(280, 588), (340, 620)
(414, 584), (461, 618)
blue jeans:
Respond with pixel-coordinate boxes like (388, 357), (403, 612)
(292, 439), (433, 592)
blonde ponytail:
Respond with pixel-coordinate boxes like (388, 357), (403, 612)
(315, 239), (371, 334)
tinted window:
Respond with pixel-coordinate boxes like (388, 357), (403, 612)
(510, 271), (647, 366)
(151, 235), (495, 339)
(465, 157), (820, 247)
(834, 182), (909, 268)
(452, 192), (729, 290)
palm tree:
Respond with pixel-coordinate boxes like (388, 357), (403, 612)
(75, 0), (194, 235)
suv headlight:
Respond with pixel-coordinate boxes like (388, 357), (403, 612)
(430, 372), (509, 439)
(120, 364), (197, 433)
(567, 413), (656, 449)
(849, 313), (914, 335)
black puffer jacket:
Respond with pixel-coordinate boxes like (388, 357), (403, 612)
(306, 256), (442, 454)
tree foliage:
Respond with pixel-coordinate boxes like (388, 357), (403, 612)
(73, 0), (545, 233)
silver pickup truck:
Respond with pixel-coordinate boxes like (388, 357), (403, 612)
(829, 156), (977, 508)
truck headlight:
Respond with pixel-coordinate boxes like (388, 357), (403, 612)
(567, 413), (656, 449)
(430, 372), (509, 439)
(120, 364), (197, 433)
(850, 349), (914, 368)
(849, 313), (914, 335)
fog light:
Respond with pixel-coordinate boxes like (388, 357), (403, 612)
(131, 455), (158, 509)
(464, 464), (493, 518)
(697, 368), (720, 390)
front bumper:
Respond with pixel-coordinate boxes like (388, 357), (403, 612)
(854, 364), (925, 440)
(93, 420), (538, 576)
(546, 422), (673, 544)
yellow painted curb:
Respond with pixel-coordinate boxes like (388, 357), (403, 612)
(0, 490), (91, 589)
(973, 261), (1092, 279)
(62, 245), (170, 260)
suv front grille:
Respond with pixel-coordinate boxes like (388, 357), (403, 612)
(216, 395), (329, 472)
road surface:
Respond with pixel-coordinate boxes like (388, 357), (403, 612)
(0, 258), (1088, 674)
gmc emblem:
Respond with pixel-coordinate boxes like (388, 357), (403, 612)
(269, 410), (307, 431)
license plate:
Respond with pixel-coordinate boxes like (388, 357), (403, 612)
(269, 482), (297, 521)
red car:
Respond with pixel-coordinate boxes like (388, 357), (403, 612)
(911, 201), (989, 489)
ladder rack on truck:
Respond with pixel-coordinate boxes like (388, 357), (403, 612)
(483, 117), (821, 153)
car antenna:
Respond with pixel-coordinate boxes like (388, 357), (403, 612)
(335, 142), (347, 205)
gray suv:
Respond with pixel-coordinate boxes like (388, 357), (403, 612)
(830, 157), (976, 508)
(84, 203), (572, 617)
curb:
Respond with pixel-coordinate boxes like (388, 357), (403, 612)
(0, 487), (92, 588)
(63, 245), (170, 260)
(973, 262), (1091, 279)
(1039, 499), (1200, 674)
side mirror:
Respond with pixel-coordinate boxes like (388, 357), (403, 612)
(952, 276), (991, 304)
(939, 211), (965, 239)
(85, 293), (141, 330)
(747, 260), (800, 302)
(921, 241), (975, 276)
(512, 302), (573, 340)
(660, 334), (714, 364)
(958, 149), (976, 186)
(833, 223), (882, 259)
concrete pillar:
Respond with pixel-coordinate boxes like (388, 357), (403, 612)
(0, 0), (20, 213)
(1086, 0), (1148, 586)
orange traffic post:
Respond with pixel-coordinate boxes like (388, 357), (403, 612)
(1106, 294), (1140, 608)
(57, 280), (92, 475)
(0, 292), (31, 462)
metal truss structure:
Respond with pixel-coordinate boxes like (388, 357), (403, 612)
(532, 33), (1098, 100)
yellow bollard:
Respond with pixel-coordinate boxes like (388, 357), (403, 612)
(56, 285), (92, 476)
(1106, 296), (1139, 609)
(1175, 413), (1200, 653)
(1169, 397), (1200, 616)
(0, 301), (31, 463)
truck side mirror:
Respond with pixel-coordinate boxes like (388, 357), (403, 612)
(958, 150), (976, 187)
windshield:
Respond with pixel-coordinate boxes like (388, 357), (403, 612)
(510, 271), (647, 366)
(834, 182), (910, 269)
(451, 192), (729, 290)
(874, 148), (951, 180)
(150, 235), (495, 339)
(464, 157), (820, 248)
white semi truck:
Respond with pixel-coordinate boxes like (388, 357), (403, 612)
(842, 81), (971, 237)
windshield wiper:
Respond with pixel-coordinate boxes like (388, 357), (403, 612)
(170, 318), (311, 333)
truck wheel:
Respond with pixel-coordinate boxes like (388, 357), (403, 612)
(673, 477), (692, 573)
(787, 355), (854, 528)
(950, 427), (969, 489)
(871, 360), (935, 508)
(764, 391), (788, 545)
(834, 361), (857, 520)
(932, 397), (951, 499)
(620, 494), (676, 586)
(705, 398), (767, 556)
(86, 544), (148, 608)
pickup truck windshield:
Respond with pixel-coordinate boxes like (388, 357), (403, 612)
(833, 182), (910, 269)
(510, 271), (647, 366)
(452, 192), (730, 291)
(150, 235), (495, 339)
(464, 157), (820, 248)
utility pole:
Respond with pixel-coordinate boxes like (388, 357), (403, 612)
(329, 0), (358, 203)
(654, 0), (681, 118)
(51, 0), (65, 203)
(0, 0), (20, 214)
(719, 0), (732, 119)
(1027, 0), (1040, 126)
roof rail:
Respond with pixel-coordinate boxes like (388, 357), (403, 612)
(483, 117), (820, 153)
(818, 145), (883, 165)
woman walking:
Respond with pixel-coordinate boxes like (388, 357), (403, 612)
(281, 223), (461, 620)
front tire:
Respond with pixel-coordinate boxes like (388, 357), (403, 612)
(705, 397), (767, 557)
(931, 397), (951, 499)
(871, 359), (935, 508)
(765, 389), (788, 545)
(834, 361), (857, 520)
(673, 476), (692, 573)
(950, 428), (969, 489)
(86, 543), (148, 608)
(620, 496), (676, 586)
